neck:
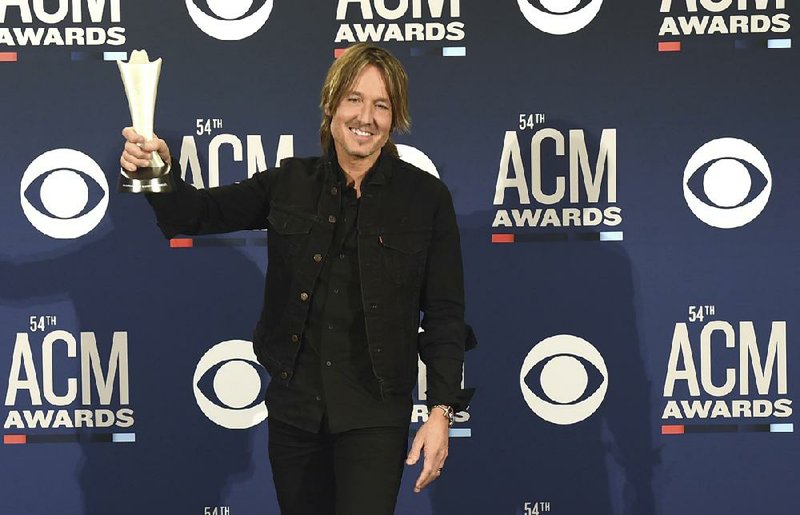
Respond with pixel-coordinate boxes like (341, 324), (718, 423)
(337, 152), (380, 197)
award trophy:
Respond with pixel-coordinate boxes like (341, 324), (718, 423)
(117, 49), (173, 193)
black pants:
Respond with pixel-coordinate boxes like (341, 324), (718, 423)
(268, 417), (409, 515)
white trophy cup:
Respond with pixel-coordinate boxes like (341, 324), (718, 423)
(118, 50), (173, 193)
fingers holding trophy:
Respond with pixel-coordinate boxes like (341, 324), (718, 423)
(118, 50), (173, 193)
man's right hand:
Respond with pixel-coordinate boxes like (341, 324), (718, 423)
(120, 127), (171, 172)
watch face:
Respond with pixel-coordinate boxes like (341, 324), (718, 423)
(433, 405), (455, 426)
(434, 404), (456, 427)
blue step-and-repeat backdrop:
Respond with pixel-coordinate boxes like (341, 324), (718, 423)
(1, 1), (798, 514)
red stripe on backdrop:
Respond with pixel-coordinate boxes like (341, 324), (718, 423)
(170, 238), (194, 248)
(658, 42), (681, 52)
(4, 434), (27, 444)
(491, 234), (515, 244)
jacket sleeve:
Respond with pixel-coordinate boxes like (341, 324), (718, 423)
(145, 159), (276, 238)
(418, 181), (475, 413)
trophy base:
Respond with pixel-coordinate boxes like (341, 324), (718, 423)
(118, 165), (174, 194)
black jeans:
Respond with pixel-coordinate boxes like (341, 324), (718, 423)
(268, 417), (409, 515)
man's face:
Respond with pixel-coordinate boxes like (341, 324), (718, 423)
(330, 64), (392, 164)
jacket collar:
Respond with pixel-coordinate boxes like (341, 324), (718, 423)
(325, 147), (393, 186)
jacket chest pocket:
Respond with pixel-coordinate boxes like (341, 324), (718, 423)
(379, 230), (430, 285)
(267, 207), (314, 262)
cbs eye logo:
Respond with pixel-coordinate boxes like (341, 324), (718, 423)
(397, 144), (440, 178)
(20, 148), (109, 240)
(193, 339), (268, 429)
(517, 0), (604, 35)
(682, 138), (772, 229)
(186, 0), (274, 41)
(519, 334), (608, 425)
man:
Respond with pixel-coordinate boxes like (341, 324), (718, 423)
(120, 43), (471, 514)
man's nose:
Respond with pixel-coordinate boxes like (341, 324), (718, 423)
(357, 103), (374, 124)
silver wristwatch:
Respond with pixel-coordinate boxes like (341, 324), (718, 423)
(431, 404), (455, 427)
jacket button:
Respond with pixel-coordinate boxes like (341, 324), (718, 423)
(330, 186), (338, 195)
(328, 215), (337, 224)
(375, 347), (382, 353)
(280, 371), (288, 380)
(313, 253), (322, 263)
(300, 292), (310, 302)
(325, 360), (332, 367)
(291, 334), (299, 343)
(369, 303), (378, 310)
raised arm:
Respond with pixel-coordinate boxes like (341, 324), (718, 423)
(120, 127), (276, 238)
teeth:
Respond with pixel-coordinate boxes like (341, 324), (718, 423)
(351, 128), (372, 137)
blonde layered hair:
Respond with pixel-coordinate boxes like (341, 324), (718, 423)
(320, 43), (411, 158)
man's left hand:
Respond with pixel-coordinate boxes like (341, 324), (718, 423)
(405, 408), (450, 493)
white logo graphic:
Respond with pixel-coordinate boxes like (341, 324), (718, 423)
(520, 334), (608, 425)
(0, 0), (125, 47)
(186, 0), (274, 41)
(397, 144), (440, 178)
(193, 339), (268, 429)
(20, 148), (109, 239)
(517, 0), (603, 35)
(683, 138), (771, 229)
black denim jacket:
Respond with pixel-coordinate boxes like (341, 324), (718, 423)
(147, 152), (473, 411)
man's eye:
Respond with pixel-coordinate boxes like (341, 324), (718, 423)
(376, 103), (390, 110)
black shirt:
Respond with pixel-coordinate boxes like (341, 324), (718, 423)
(147, 152), (472, 421)
(265, 158), (412, 433)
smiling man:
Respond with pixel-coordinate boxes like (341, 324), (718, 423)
(120, 43), (472, 515)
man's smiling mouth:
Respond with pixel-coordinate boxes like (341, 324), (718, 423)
(350, 127), (373, 137)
